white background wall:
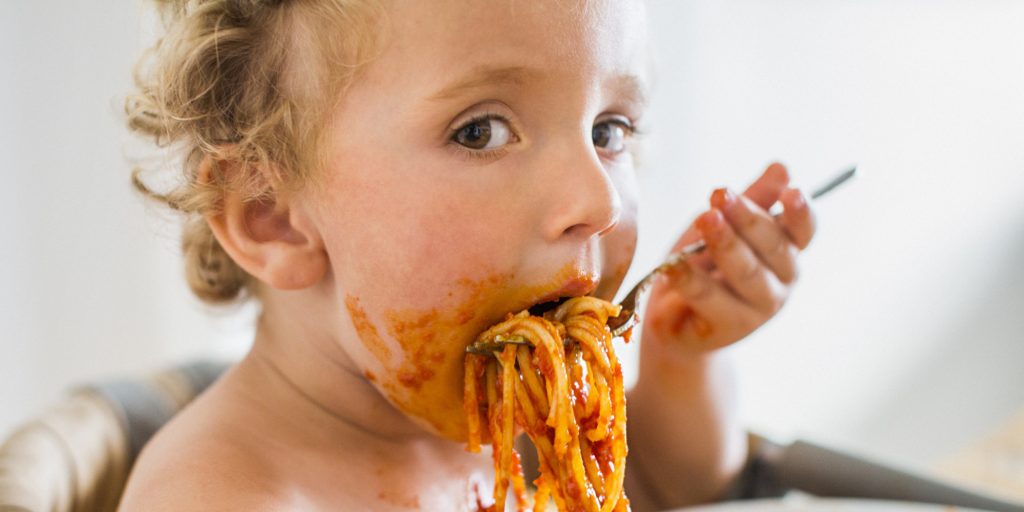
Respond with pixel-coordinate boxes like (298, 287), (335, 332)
(2, 0), (1022, 476)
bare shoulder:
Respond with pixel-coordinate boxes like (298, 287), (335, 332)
(117, 383), (296, 511)
(118, 445), (286, 511)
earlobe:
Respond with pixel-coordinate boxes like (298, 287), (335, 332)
(200, 155), (328, 291)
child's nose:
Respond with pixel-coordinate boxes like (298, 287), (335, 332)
(539, 143), (622, 242)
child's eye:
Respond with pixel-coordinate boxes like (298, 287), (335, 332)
(452, 115), (515, 151)
(592, 118), (634, 154)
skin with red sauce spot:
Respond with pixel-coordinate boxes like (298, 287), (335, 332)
(341, 261), (616, 441)
(345, 295), (392, 365)
(377, 491), (421, 510)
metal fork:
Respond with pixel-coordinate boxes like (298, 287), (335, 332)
(606, 165), (858, 337)
(465, 166), (858, 354)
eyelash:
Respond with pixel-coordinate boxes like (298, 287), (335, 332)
(447, 113), (643, 161)
(448, 112), (513, 161)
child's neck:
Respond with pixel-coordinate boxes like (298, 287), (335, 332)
(210, 295), (494, 509)
(237, 293), (441, 446)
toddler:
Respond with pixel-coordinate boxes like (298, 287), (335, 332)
(118, 0), (815, 510)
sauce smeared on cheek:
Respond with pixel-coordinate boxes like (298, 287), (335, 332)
(388, 309), (443, 391)
(378, 273), (514, 439)
(347, 264), (603, 441)
(345, 295), (393, 365)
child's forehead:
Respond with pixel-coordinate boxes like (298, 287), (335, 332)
(361, 0), (650, 103)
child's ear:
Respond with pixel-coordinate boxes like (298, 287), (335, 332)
(200, 155), (328, 291)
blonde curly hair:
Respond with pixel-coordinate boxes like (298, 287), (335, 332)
(127, 0), (384, 303)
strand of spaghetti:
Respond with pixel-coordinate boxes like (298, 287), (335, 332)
(568, 335), (607, 512)
(506, 320), (571, 456)
(491, 344), (519, 512)
(507, 351), (555, 464)
(486, 361), (498, 410)
(512, 356), (541, 433)
(511, 373), (560, 512)
(586, 359), (612, 443)
(521, 338), (582, 511)
(579, 434), (607, 497)
(552, 297), (621, 327)
(511, 450), (528, 511)
(484, 360), (504, 512)
(564, 421), (601, 512)
(566, 317), (611, 372)
(464, 354), (485, 452)
(516, 345), (549, 419)
(516, 342), (580, 512)
(482, 316), (567, 442)
(574, 302), (626, 512)
(600, 362), (627, 512)
(531, 474), (551, 512)
(569, 347), (590, 421)
(579, 350), (600, 427)
(512, 351), (570, 511)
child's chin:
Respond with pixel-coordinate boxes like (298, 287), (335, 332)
(369, 368), (473, 441)
(406, 405), (472, 442)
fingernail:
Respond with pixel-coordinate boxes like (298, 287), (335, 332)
(767, 162), (789, 182)
(789, 188), (806, 210)
(710, 188), (736, 209)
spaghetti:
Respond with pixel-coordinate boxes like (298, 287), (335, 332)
(464, 297), (631, 512)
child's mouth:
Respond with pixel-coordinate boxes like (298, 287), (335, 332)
(525, 272), (600, 316)
(526, 296), (570, 316)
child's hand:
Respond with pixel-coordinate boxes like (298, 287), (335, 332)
(641, 162), (815, 355)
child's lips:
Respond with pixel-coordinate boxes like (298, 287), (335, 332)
(527, 267), (601, 314)
(535, 275), (598, 305)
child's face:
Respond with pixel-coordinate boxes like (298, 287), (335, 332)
(305, 0), (649, 440)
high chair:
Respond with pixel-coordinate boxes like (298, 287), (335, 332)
(0, 361), (225, 512)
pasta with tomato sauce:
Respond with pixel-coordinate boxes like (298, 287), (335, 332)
(464, 296), (631, 512)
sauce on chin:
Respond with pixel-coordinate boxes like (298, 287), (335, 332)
(347, 264), (604, 441)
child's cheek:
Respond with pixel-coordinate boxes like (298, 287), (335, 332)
(336, 190), (529, 439)
(595, 172), (639, 301)
(595, 216), (638, 301)
(377, 273), (514, 440)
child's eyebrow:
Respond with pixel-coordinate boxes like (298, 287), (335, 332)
(427, 65), (536, 103)
(427, 64), (649, 109)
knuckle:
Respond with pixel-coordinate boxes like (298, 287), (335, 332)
(738, 259), (761, 283)
(769, 234), (790, 257)
(684, 274), (714, 302)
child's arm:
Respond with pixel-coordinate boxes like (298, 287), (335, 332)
(623, 163), (816, 510)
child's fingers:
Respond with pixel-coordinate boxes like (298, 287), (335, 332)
(741, 162), (790, 210)
(652, 259), (762, 345)
(778, 187), (815, 250)
(711, 188), (799, 284)
(696, 209), (785, 313)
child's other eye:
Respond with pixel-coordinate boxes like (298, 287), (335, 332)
(592, 118), (634, 154)
(452, 115), (515, 151)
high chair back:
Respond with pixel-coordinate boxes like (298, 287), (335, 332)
(0, 361), (227, 512)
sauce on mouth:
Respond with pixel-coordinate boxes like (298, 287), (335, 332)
(345, 263), (602, 440)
